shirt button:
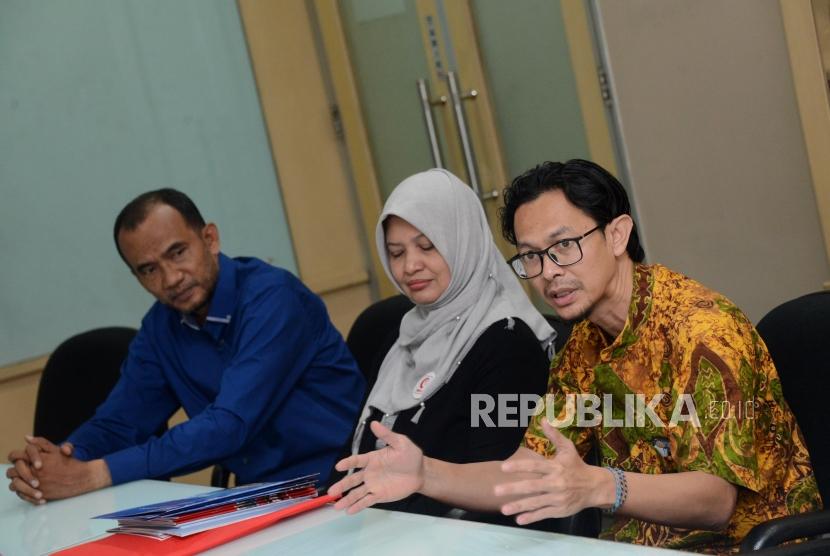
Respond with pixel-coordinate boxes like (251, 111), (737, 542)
(243, 457), (249, 465)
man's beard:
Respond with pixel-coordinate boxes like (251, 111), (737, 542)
(556, 301), (596, 326)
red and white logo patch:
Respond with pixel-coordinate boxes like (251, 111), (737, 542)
(412, 372), (436, 400)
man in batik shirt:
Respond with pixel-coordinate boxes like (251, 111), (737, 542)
(328, 160), (820, 554)
(524, 261), (818, 552)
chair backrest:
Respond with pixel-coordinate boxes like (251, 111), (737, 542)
(33, 327), (139, 442)
(346, 294), (414, 378)
(756, 291), (830, 502)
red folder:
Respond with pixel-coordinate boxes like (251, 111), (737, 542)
(53, 494), (336, 555)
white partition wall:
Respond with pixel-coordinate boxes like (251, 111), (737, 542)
(592, 0), (830, 321)
(0, 0), (297, 366)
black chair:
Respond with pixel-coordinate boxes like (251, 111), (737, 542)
(33, 327), (231, 488)
(34, 327), (141, 442)
(745, 538), (830, 556)
(346, 294), (414, 378)
(739, 292), (830, 553)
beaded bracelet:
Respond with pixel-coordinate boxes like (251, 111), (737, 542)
(604, 467), (628, 515)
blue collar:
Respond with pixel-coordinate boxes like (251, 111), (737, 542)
(179, 253), (236, 342)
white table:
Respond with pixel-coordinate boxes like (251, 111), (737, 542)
(0, 465), (685, 555)
(0, 471), (216, 555)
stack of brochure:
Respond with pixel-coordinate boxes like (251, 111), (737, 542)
(95, 475), (319, 540)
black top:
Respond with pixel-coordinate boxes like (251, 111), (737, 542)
(342, 316), (549, 517)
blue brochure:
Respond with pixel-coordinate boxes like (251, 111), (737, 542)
(95, 474), (318, 520)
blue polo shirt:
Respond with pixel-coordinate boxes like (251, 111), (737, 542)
(68, 254), (365, 485)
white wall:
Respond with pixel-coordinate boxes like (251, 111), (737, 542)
(0, 0), (297, 366)
(594, 0), (829, 321)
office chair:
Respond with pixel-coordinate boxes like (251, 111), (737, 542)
(34, 327), (141, 442)
(346, 294), (413, 378)
(739, 291), (830, 553)
(33, 327), (231, 488)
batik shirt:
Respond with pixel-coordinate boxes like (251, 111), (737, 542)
(524, 264), (820, 554)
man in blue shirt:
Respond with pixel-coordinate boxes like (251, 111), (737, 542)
(7, 189), (365, 503)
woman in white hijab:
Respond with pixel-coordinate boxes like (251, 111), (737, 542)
(345, 169), (556, 517)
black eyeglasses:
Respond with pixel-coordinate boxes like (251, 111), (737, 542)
(507, 226), (601, 279)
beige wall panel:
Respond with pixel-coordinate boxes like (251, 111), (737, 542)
(320, 283), (374, 339)
(781, 1), (830, 283)
(312, 0), (395, 299)
(814, 0), (830, 76)
(595, 0), (830, 321)
(0, 372), (39, 459)
(168, 409), (214, 486)
(238, 0), (369, 301)
(560, 0), (619, 176)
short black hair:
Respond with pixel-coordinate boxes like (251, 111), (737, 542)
(113, 188), (206, 265)
(499, 159), (645, 263)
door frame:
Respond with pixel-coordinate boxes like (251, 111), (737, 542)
(312, 0), (620, 275)
(780, 0), (830, 282)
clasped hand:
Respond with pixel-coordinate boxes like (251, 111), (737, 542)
(6, 435), (78, 504)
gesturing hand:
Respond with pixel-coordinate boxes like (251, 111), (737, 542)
(495, 420), (613, 525)
(328, 421), (425, 514)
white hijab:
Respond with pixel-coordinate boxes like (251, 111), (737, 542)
(351, 169), (555, 453)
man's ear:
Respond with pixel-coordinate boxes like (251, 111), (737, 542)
(606, 215), (633, 257)
(202, 223), (221, 255)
